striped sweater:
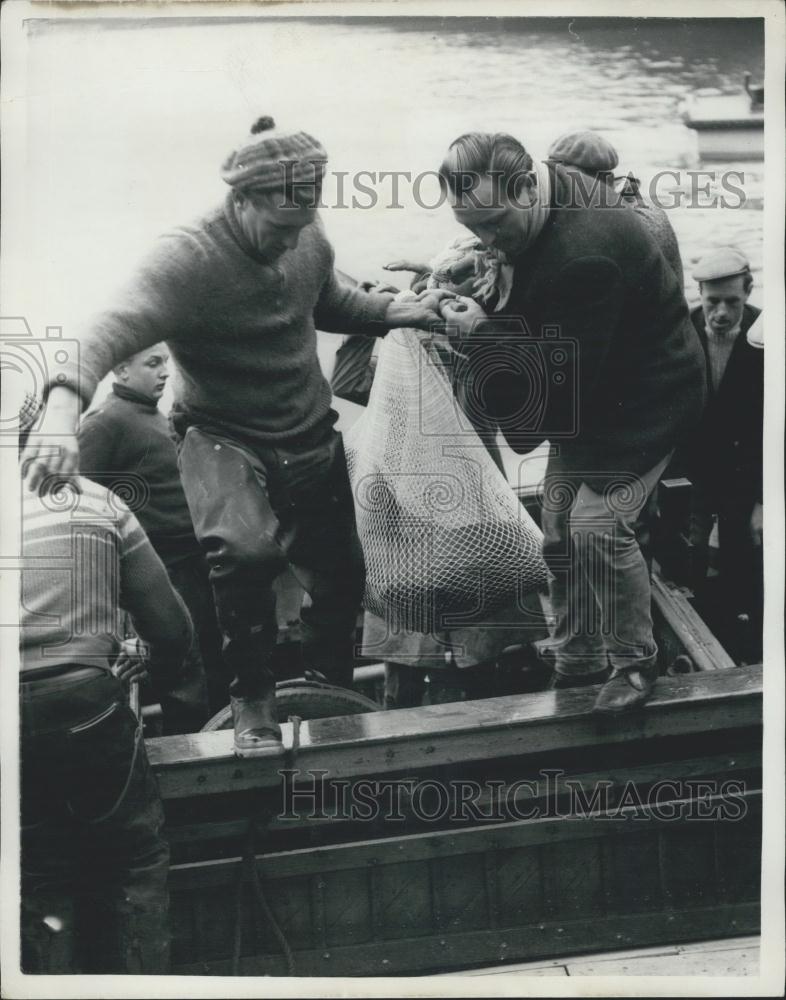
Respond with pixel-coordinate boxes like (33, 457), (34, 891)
(20, 478), (192, 677)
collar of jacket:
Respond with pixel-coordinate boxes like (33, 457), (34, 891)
(112, 382), (160, 410)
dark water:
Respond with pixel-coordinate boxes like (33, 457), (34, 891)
(23, 15), (764, 339)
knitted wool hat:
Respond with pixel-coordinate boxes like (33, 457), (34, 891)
(220, 115), (328, 193)
(547, 130), (619, 176)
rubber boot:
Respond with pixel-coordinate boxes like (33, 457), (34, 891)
(549, 666), (610, 691)
(231, 688), (284, 758)
(593, 650), (659, 715)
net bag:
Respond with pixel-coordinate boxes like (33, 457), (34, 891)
(344, 329), (548, 634)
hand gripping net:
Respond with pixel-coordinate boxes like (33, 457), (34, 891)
(344, 329), (548, 634)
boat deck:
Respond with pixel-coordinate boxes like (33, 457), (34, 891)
(436, 934), (760, 978)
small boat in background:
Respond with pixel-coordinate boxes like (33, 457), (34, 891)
(680, 72), (764, 161)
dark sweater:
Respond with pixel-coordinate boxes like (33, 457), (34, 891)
(58, 195), (392, 441)
(469, 163), (706, 481)
(687, 303), (763, 506)
(78, 383), (197, 554)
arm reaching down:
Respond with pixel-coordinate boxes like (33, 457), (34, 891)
(118, 509), (194, 692)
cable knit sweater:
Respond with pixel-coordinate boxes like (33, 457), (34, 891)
(57, 195), (392, 441)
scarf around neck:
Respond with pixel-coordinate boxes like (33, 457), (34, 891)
(521, 159), (552, 253)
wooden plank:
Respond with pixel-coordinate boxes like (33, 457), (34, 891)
(439, 963), (570, 977)
(170, 902), (760, 977)
(602, 831), (663, 915)
(651, 575), (737, 672)
(548, 838), (604, 920)
(322, 867), (372, 948)
(659, 824), (719, 909)
(714, 806), (762, 905)
(371, 859), (433, 940)
(433, 851), (488, 933)
(467, 964), (569, 976)
(563, 944), (760, 977)
(149, 666), (762, 800)
(676, 935), (760, 954)
(440, 935), (761, 976)
(163, 748), (762, 847)
(496, 844), (543, 927)
(168, 790), (762, 888)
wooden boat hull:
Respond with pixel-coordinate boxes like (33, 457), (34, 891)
(148, 585), (762, 977)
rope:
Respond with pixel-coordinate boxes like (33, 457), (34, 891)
(245, 825), (296, 976)
(231, 818), (296, 976)
(231, 853), (245, 975)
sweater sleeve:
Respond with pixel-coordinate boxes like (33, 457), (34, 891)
(77, 409), (120, 479)
(315, 266), (393, 338)
(52, 233), (207, 410)
(118, 505), (193, 689)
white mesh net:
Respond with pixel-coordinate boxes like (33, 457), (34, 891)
(344, 329), (548, 634)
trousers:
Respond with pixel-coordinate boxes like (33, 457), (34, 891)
(688, 479), (763, 662)
(20, 668), (170, 974)
(161, 549), (226, 721)
(175, 414), (365, 695)
(541, 452), (672, 677)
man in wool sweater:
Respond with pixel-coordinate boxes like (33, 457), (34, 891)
(435, 131), (706, 714)
(78, 344), (225, 730)
(21, 115), (449, 757)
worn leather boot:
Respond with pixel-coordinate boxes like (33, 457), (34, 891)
(231, 689), (284, 758)
(593, 653), (659, 715)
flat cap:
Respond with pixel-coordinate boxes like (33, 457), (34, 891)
(547, 130), (619, 175)
(691, 247), (750, 283)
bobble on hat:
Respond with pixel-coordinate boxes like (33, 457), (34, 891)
(251, 115), (276, 135)
(221, 115), (327, 192)
(691, 247), (751, 283)
(547, 130), (619, 176)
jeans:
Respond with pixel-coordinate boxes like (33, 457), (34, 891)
(541, 453), (672, 677)
(175, 416), (365, 696)
(20, 668), (170, 974)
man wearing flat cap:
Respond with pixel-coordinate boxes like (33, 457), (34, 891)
(547, 129), (684, 290)
(684, 247), (763, 660)
(22, 115), (448, 757)
(435, 131), (706, 714)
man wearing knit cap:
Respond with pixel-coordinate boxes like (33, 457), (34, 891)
(682, 247), (763, 661)
(22, 115), (449, 758)
(436, 131), (706, 714)
(547, 129), (684, 290)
